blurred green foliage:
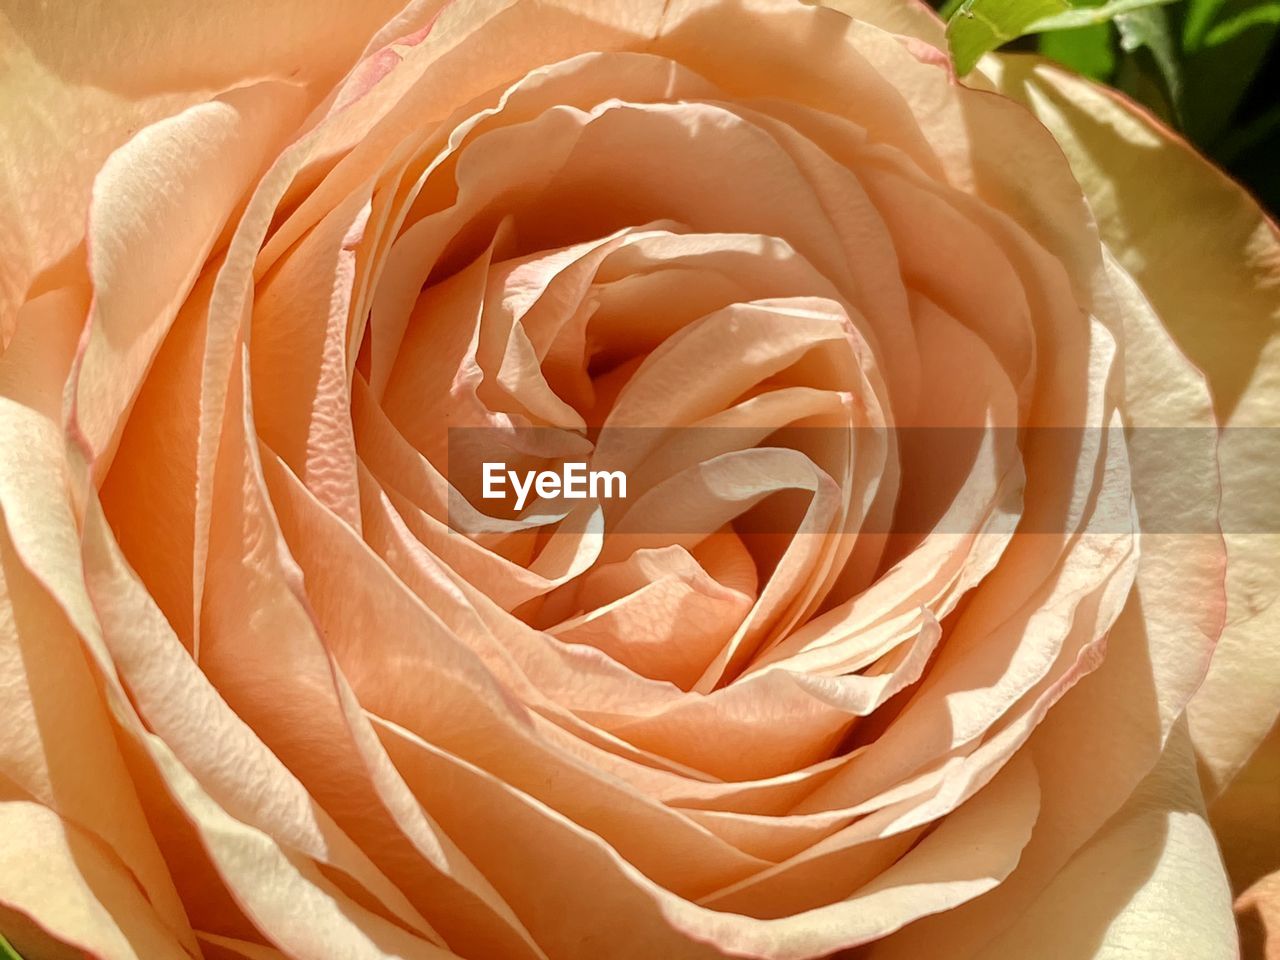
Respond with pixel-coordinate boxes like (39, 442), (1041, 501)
(935, 0), (1280, 214)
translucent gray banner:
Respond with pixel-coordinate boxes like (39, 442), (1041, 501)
(441, 426), (1278, 535)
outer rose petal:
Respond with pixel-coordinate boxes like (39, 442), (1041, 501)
(0, 526), (195, 960)
(984, 61), (1280, 960)
(967, 720), (1237, 960)
(0, 800), (192, 960)
(868, 63), (1231, 960)
(817, 0), (945, 47)
(982, 55), (1280, 799)
(0, 0), (415, 333)
(71, 81), (309, 479)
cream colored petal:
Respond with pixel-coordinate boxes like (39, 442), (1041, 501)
(965, 721), (1236, 960)
(655, 0), (1104, 302)
(259, 3), (677, 288)
(985, 54), (1280, 797)
(0, 282), (86, 418)
(365, 88), (900, 407)
(1, 379), (454, 958)
(141, 729), (456, 960)
(548, 550), (752, 689)
(70, 81), (308, 478)
(0, 904), (83, 960)
(816, 0), (946, 45)
(0, 0), (410, 324)
(872, 322), (1217, 960)
(0, 515), (194, 955)
(261, 444), (772, 900)
(801, 436), (1138, 816)
(4, 409), (443, 958)
(252, 189), (371, 528)
(355, 378), (603, 606)
(376, 717), (1039, 960)
(98, 266), (214, 644)
(590, 229), (853, 352)
(192, 359), (545, 957)
(0, 800), (192, 960)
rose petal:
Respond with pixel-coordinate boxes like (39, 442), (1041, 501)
(965, 722), (1235, 960)
(985, 54), (1280, 798)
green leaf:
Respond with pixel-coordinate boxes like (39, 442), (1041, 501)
(947, 0), (1178, 74)
(1027, 0), (1180, 30)
(1180, 0), (1280, 145)
(0, 933), (23, 960)
(1115, 5), (1185, 122)
(1183, 0), (1228, 44)
(1183, 0), (1280, 47)
(1202, 1), (1280, 43)
(1039, 21), (1117, 78)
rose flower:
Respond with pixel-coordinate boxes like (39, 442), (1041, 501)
(0, 1), (1277, 959)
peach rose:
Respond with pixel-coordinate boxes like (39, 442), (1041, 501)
(0, 1), (1277, 959)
